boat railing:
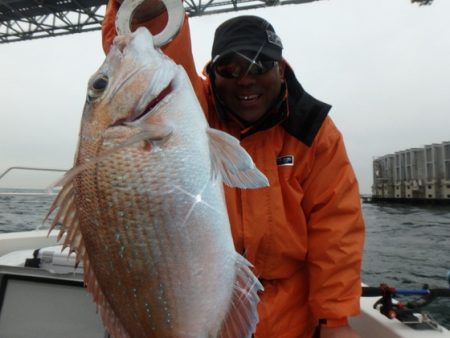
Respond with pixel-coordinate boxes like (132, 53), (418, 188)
(0, 166), (66, 196)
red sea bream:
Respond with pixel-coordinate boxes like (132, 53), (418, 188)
(47, 27), (268, 338)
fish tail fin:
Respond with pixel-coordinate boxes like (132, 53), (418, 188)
(207, 128), (269, 189)
(217, 254), (263, 338)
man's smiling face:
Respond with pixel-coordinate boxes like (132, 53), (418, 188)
(213, 52), (285, 124)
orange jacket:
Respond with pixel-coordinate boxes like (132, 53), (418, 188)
(103, 6), (365, 338)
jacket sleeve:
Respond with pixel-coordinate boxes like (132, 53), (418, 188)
(101, 0), (208, 113)
(301, 116), (365, 322)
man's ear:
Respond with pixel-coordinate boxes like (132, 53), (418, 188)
(278, 60), (286, 81)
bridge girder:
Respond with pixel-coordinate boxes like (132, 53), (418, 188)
(0, 0), (433, 43)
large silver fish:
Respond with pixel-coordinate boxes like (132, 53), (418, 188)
(47, 27), (268, 338)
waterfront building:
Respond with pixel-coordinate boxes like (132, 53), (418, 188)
(372, 141), (450, 201)
(443, 142), (450, 199)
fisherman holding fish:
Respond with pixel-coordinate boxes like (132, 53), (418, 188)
(100, 2), (366, 337)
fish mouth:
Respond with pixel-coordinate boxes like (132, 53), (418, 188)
(110, 81), (174, 128)
(129, 81), (173, 123)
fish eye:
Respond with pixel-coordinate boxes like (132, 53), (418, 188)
(93, 76), (108, 90)
(87, 74), (108, 102)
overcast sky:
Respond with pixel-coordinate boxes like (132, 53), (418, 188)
(1, 0), (449, 193)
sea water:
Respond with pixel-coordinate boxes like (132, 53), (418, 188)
(362, 202), (450, 329)
(1, 188), (449, 328)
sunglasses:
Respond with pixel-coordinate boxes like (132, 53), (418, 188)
(213, 52), (278, 79)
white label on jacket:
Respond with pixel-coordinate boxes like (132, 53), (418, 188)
(277, 155), (294, 166)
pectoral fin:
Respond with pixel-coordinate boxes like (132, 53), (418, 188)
(207, 128), (269, 189)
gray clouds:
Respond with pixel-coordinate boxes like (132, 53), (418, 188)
(1, 0), (449, 193)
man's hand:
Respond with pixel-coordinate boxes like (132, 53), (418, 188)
(117, 0), (166, 23)
(320, 325), (361, 338)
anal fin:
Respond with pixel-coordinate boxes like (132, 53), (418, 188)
(218, 254), (263, 338)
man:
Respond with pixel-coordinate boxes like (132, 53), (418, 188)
(102, 2), (365, 337)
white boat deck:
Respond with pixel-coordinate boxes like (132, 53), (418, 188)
(350, 297), (450, 338)
(0, 230), (449, 338)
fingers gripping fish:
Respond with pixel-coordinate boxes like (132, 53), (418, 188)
(46, 27), (268, 338)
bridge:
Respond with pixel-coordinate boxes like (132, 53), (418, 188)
(0, 0), (433, 43)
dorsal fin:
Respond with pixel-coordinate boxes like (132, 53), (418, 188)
(46, 183), (132, 337)
(45, 183), (84, 262)
(83, 256), (131, 338)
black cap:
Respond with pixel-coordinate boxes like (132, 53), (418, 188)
(211, 15), (283, 64)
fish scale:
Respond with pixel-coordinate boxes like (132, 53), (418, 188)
(85, 141), (235, 337)
(47, 27), (268, 338)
